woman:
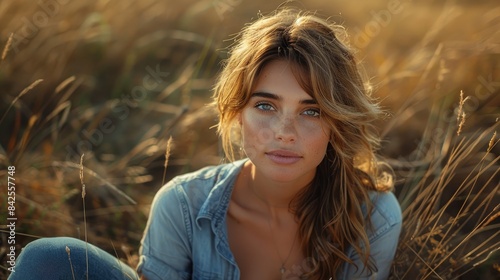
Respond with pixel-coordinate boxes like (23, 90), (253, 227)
(138, 8), (401, 280)
(9, 8), (401, 280)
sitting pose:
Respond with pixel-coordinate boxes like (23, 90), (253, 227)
(9, 8), (402, 280)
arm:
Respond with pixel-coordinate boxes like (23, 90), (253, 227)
(340, 191), (403, 280)
(137, 183), (193, 280)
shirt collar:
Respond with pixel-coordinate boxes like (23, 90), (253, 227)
(196, 158), (247, 229)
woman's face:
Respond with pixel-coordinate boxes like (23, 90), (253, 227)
(239, 60), (331, 184)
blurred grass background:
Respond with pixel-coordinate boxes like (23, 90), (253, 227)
(0, 0), (498, 279)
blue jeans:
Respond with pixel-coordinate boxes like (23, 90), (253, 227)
(8, 237), (139, 280)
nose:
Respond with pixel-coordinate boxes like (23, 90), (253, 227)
(273, 115), (296, 142)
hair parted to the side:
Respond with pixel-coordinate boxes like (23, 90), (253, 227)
(212, 8), (394, 279)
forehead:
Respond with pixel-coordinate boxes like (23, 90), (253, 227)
(252, 60), (313, 98)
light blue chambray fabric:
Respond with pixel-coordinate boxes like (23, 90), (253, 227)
(137, 159), (402, 280)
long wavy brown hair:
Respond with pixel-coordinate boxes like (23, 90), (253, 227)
(212, 8), (393, 279)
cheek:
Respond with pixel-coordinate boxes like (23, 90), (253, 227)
(241, 114), (264, 159)
(311, 135), (329, 154)
(301, 123), (330, 155)
(241, 112), (274, 146)
(299, 120), (330, 140)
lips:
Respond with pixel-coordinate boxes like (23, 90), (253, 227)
(265, 150), (302, 164)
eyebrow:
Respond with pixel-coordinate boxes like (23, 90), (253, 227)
(250, 91), (317, 105)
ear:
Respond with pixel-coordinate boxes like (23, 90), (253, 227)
(237, 112), (242, 125)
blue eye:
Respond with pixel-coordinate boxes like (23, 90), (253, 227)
(303, 108), (320, 117)
(255, 102), (275, 111)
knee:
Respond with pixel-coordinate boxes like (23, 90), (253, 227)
(21, 237), (85, 261)
(9, 237), (86, 279)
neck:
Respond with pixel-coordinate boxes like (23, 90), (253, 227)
(242, 161), (311, 220)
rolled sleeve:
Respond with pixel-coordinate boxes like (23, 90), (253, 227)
(137, 183), (193, 280)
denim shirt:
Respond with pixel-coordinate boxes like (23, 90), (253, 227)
(137, 159), (402, 280)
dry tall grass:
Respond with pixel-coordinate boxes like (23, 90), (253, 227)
(1, 0), (498, 279)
